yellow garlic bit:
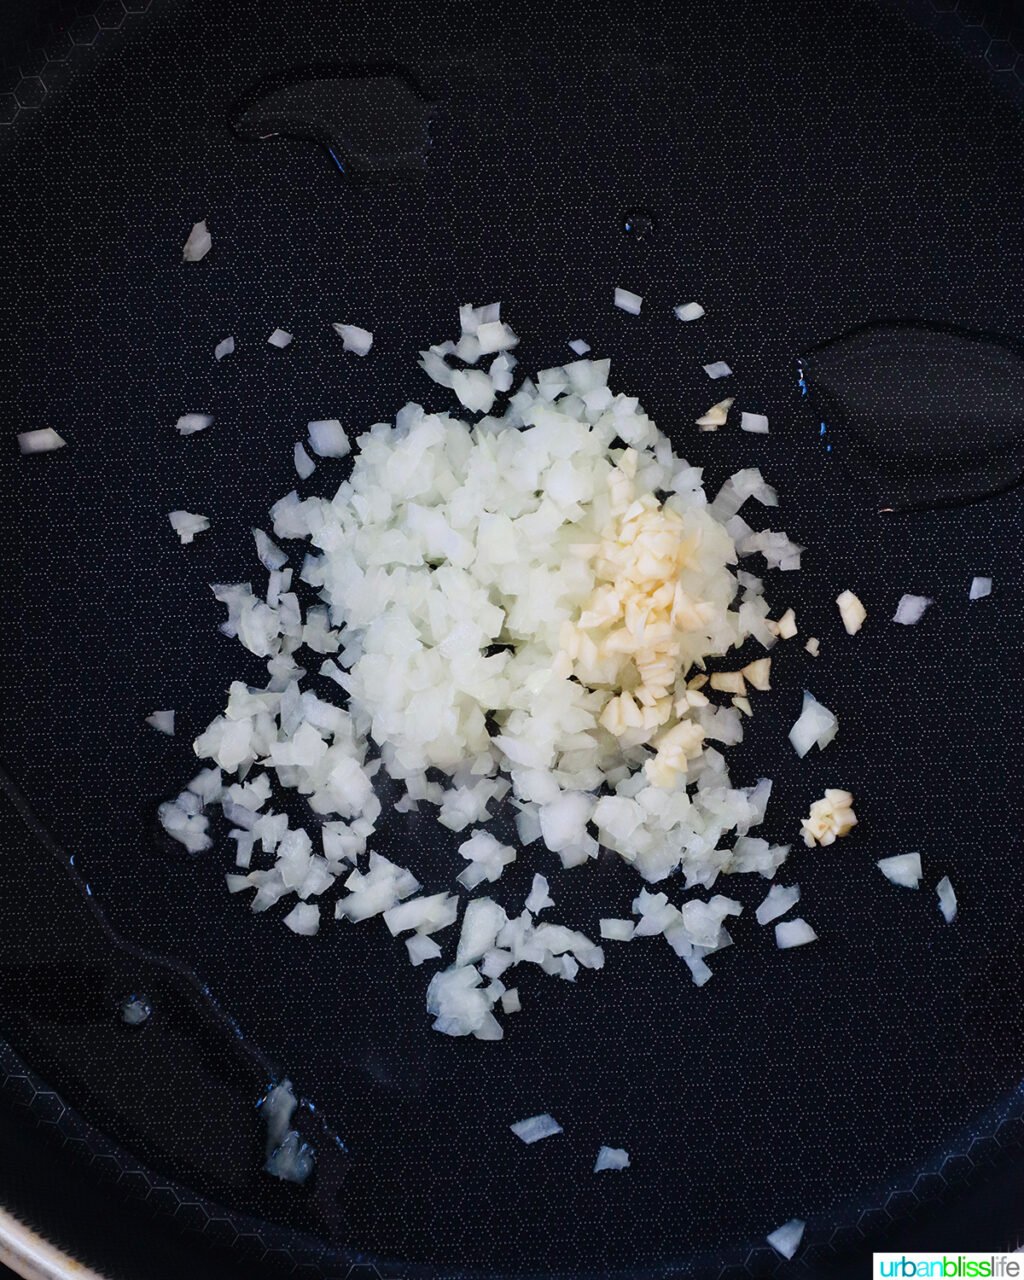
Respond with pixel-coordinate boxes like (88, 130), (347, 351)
(560, 456), (722, 782)
(800, 789), (857, 847)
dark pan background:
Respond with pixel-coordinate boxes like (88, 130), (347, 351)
(3, 1), (1024, 1276)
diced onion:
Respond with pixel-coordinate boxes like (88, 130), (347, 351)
(775, 919), (817, 949)
(892, 594), (932, 625)
(18, 428), (66, 454)
(510, 1114), (563, 1144)
(332, 323), (373, 356)
(767, 1219), (805, 1259)
(788, 691), (837, 757)
(614, 287), (643, 315)
(168, 510), (210, 545)
(695, 397), (734, 430)
(599, 918), (635, 941)
(283, 902), (320, 935)
(145, 710), (175, 735)
(936, 875), (957, 923)
(755, 883), (799, 925)
(877, 852), (922, 889)
(406, 934), (443, 966)
(182, 220), (211, 262)
(673, 302), (704, 322)
(175, 413), (214, 435)
(500, 987), (521, 1014)
(593, 1146), (630, 1172)
(294, 443), (315, 479)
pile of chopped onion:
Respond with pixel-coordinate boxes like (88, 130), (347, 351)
(158, 306), (840, 1040)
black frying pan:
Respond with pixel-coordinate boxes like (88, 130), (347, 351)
(4, 1), (1024, 1276)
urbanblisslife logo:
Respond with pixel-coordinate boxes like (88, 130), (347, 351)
(875, 1256), (1023, 1278)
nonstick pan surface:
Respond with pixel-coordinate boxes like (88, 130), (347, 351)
(3, 1), (1024, 1275)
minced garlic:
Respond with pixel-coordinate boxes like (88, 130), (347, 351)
(801, 789), (857, 847)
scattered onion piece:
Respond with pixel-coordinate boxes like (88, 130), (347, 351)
(710, 671), (746, 695)
(969, 576), (992, 600)
(936, 875), (957, 923)
(695, 397), (734, 431)
(268, 328), (293, 349)
(407, 934), (442, 966)
(702, 361), (733, 379)
(307, 419), (350, 459)
(614, 287), (643, 315)
(877, 852), (922, 889)
(741, 658), (771, 691)
(182, 220), (211, 262)
(168, 510), (210, 545)
(594, 1146), (630, 1172)
(892, 593), (932, 625)
(332, 323), (373, 356)
(283, 902), (319, 935)
(788, 691), (838, 758)
(510, 1114), (562, 1144)
(500, 988), (521, 1014)
(674, 302), (704, 322)
(804, 637), (820, 657)
(755, 883), (800, 925)
(175, 413), (213, 436)
(774, 608), (797, 639)
(18, 428), (66, 454)
(214, 337), (235, 361)
(145, 710), (175, 736)
(293, 442), (315, 480)
(740, 411), (769, 434)
(775, 918), (817, 949)
(568, 338), (591, 355)
(600, 919), (635, 941)
(767, 1219), (806, 1259)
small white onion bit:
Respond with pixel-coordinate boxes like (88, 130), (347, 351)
(593, 1146), (630, 1172)
(877, 852), (922, 889)
(332, 323), (373, 356)
(307, 419), (351, 459)
(175, 413), (214, 436)
(168, 510), (210, 545)
(510, 1114), (563, 1144)
(936, 876), (957, 923)
(892, 594), (933, 625)
(18, 428), (66, 454)
(767, 1219), (805, 1259)
(182, 220), (211, 262)
(673, 302), (704, 322)
(775, 919), (817, 949)
(614, 287), (643, 315)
